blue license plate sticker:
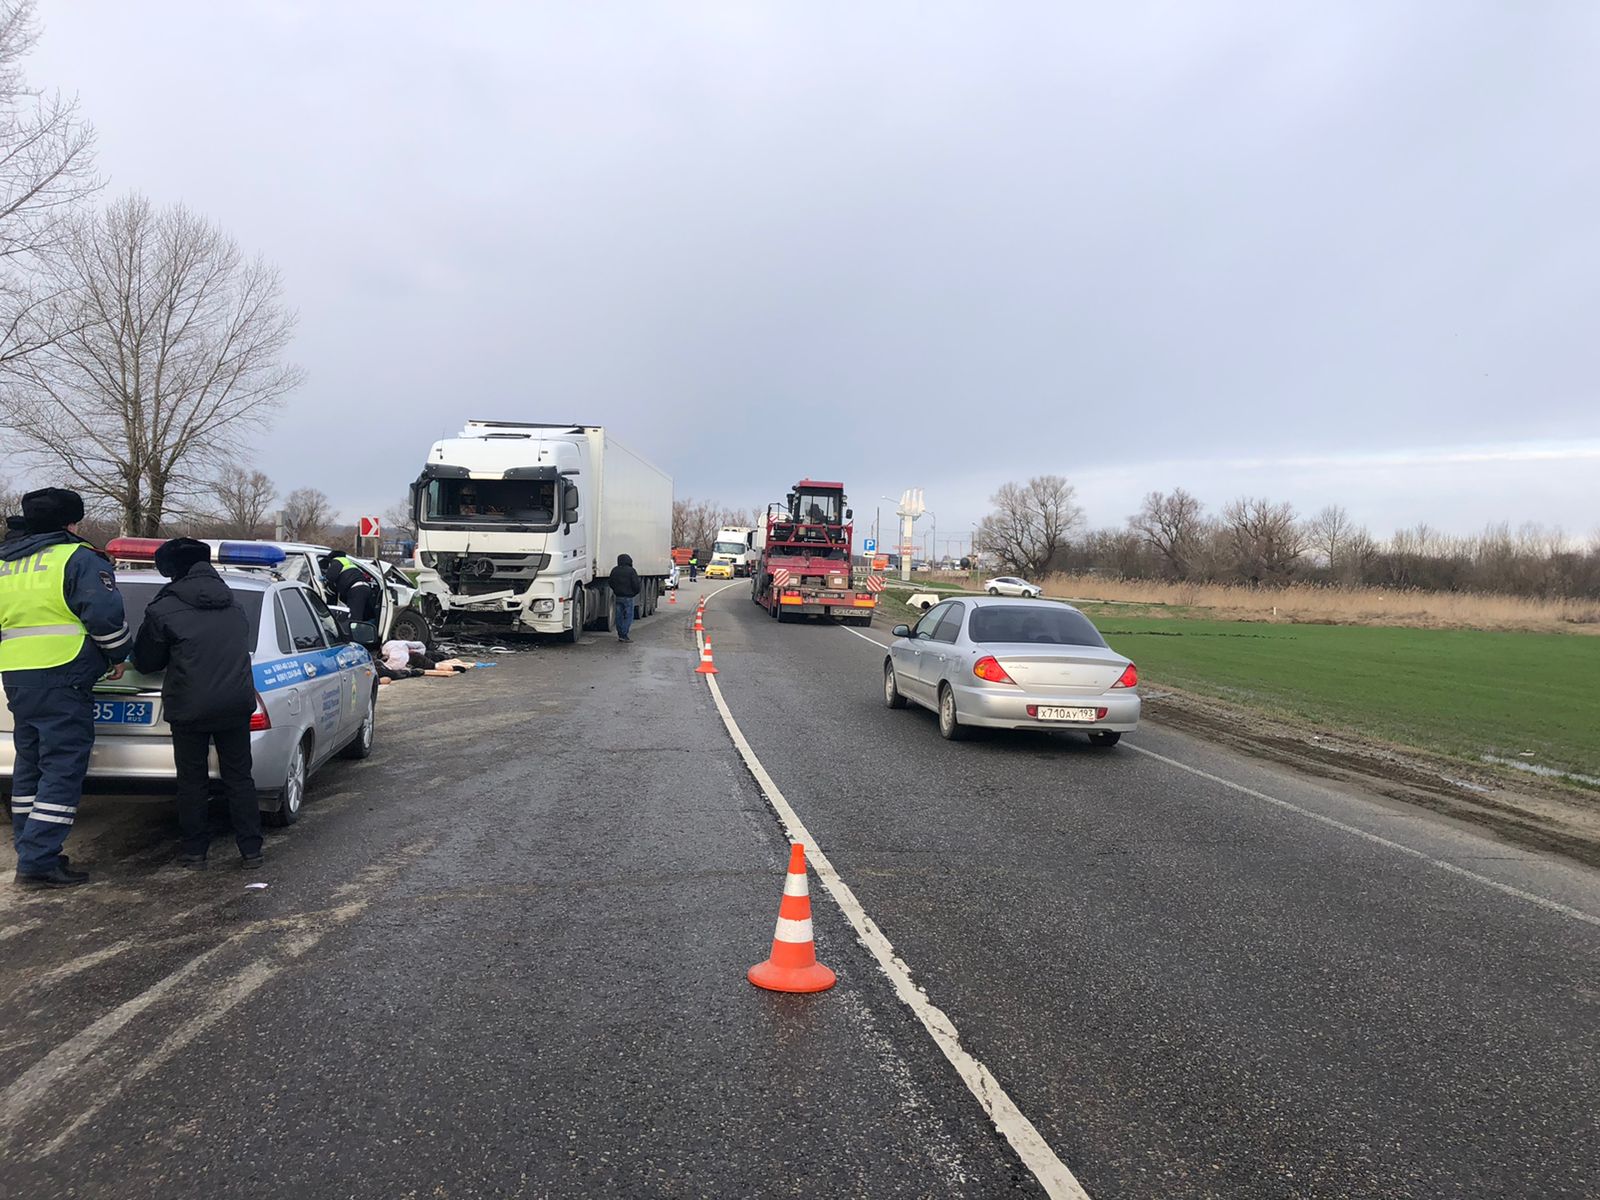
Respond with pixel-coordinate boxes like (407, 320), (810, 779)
(93, 700), (156, 725)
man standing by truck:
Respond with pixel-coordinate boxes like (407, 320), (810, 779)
(1, 488), (132, 889)
(607, 554), (641, 642)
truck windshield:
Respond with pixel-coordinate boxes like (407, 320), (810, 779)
(713, 541), (746, 555)
(422, 478), (556, 525)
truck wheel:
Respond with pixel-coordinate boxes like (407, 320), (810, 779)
(559, 588), (583, 643)
(389, 609), (434, 651)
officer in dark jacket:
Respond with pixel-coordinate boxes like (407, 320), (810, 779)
(3, 514), (26, 542)
(322, 555), (378, 631)
(1, 488), (131, 888)
(607, 553), (642, 642)
(133, 539), (262, 868)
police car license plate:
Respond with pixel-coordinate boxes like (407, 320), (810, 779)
(94, 700), (155, 725)
(1036, 706), (1097, 722)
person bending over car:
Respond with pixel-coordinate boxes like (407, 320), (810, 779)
(134, 539), (263, 870)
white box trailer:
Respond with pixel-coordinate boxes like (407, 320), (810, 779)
(410, 422), (673, 642)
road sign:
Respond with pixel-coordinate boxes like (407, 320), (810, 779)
(863, 538), (876, 553)
(358, 516), (380, 539)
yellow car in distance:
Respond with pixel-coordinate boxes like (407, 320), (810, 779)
(705, 562), (734, 579)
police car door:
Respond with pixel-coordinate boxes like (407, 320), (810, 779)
(277, 587), (348, 764)
(359, 560), (395, 640)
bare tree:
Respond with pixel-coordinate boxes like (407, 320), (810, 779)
(672, 496), (742, 553)
(1130, 488), (1207, 579)
(1222, 497), (1306, 583)
(1306, 504), (1355, 572)
(212, 464), (275, 538)
(382, 495), (417, 543)
(976, 475), (1084, 577)
(0, 193), (304, 535)
(280, 486), (335, 543)
(0, 1), (101, 365)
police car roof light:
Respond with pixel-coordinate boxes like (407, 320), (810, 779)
(216, 542), (288, 567)
(105, 537), (165, 560)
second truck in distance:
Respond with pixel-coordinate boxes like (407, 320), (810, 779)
(751, 480), (882, 626)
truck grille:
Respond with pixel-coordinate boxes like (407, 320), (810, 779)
(434, 552), (551, 595)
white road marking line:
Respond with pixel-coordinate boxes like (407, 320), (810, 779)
(843, 624), (891, 649)
(703, 668), (1091, 1199)
(823, 611), (1600, 931)
(1124, 744), (1600, 929)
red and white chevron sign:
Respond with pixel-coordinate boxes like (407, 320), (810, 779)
(865, 575), (885, 593)
(772, 567), (791, 588)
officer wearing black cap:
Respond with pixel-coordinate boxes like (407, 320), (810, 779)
(133, 539), (262, 869)
(1, 488), (131, 888)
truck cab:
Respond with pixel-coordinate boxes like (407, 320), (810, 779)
(710, 526), (757, 577)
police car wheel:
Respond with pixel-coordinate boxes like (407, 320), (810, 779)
(264, 740), (308, 827)
(341, 689), (377, 760)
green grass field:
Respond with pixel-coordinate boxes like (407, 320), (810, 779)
(1087, 614), (1600, 783)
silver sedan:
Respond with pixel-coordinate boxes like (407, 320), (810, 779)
(983, 576), (1043, 598)
(883, 596), (1139, 744)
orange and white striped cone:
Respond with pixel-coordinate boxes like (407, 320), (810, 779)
(693, 610), (704, 634)
(748, 843), (835, 993)
(669, 589), (678, 604)
(695, 634), (718, 675)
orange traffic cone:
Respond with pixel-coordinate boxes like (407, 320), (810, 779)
(693, 610), (704, 633)
(748, 844), (835, 993)
(669, 589), (678, 604)
(695, 634), (718, 675)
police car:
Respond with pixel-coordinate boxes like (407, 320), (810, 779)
(0, 540), (380, 827)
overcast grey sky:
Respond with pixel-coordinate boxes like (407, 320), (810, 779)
(30, 1), (1600, 549)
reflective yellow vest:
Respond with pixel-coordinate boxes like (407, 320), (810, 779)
(0, 544), (87, 671)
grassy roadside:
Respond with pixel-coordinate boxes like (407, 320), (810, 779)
(1095, 615), (1600, 784)
(872, 582), (1600, 786)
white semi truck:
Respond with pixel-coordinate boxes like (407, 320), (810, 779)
(709, 525), (759, 577)
(408, 422), (673, 643)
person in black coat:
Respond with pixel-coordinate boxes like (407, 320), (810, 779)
(607, 553), (642, 642)
(133, 539), (263, 868)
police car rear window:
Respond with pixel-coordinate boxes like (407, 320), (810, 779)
(118, 580), (264, 644)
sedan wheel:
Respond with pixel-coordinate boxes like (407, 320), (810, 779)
(341, 690), (377, 759)
(937, 685), (966, 741)
(988, 587), (1000, 596)
(265, 740), (308, 827)
(883, 660), (908, 709)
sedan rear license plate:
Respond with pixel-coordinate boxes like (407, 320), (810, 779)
(94, 700), (156, 726)
(1036, 705), (1097, 722)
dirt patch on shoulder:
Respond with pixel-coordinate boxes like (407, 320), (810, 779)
(1143, 687), (1600, 868)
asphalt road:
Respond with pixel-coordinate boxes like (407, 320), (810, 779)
(2, 576), (1597, 1199)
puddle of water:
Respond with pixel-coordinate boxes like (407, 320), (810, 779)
(1482, 754), (1600, 788)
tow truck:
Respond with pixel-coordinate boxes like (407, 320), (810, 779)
(751, 480), (884, 626)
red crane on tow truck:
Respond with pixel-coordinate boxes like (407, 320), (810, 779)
(751, 480), (884, 626)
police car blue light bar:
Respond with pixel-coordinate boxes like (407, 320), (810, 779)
(215, 542), (287, 566)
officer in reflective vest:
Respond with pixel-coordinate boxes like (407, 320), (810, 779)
(322, 554), (377, 627)
(1, 489), (132, 888)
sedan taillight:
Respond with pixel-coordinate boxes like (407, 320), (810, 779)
(1111, 662), (1138, 688)
(249, 692), (271, 731)
(973, 656), (1016, 684)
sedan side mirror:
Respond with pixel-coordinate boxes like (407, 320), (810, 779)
(891, 624), (912, 638)
(349, 619), (379, 648)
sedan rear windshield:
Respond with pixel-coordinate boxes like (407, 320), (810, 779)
(968, 605), (1107, 647)
(119, 579), (265, 645)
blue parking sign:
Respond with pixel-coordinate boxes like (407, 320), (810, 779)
(863, 538), (876, 553)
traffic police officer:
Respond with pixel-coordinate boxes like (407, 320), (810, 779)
(1, 488), (132, 888)
(322, 554), (378, 628)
